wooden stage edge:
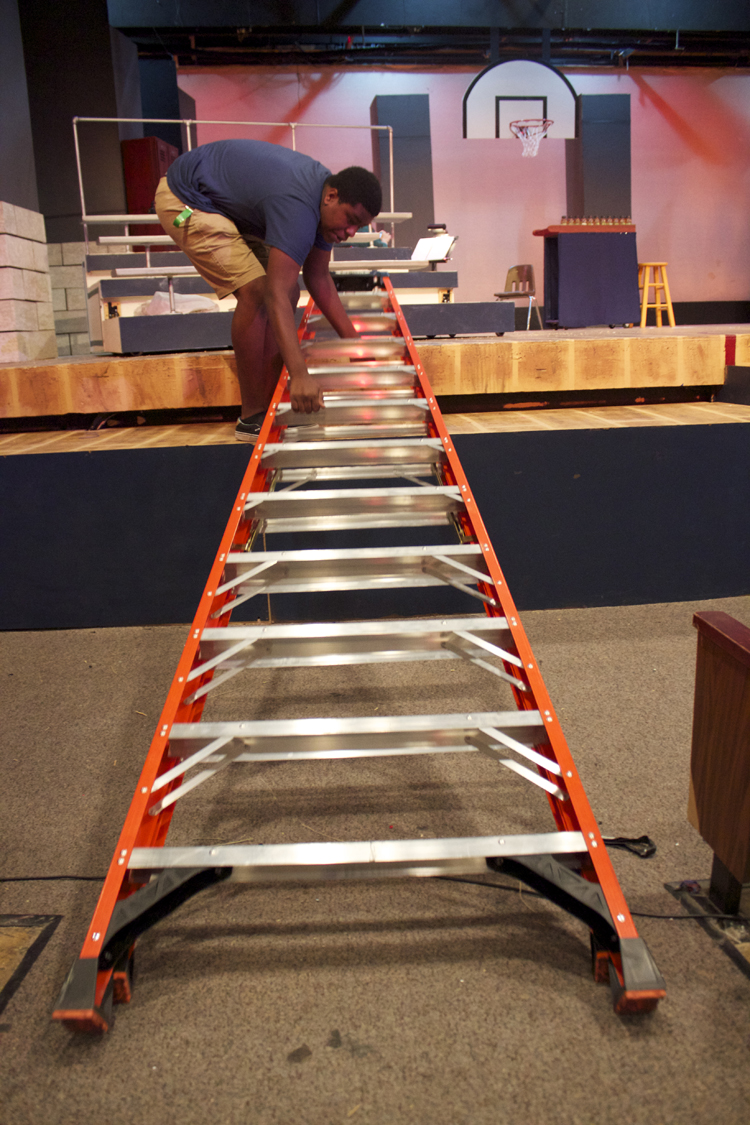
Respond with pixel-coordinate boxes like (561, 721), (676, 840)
(1, 325), (749, 421)
(1, 401), (750, 457)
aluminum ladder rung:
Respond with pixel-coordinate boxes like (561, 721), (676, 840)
(196, 614), (514, 668)
(153, 710), (561, 814)
(305, 364), (417, 391)
(275, 399), (429, 428)
(337, 294), (390, 310)
(308, 312), (397, 333)
(319, 387), (417, 402)
(274, 463), (437, 483)
(279, 421), (430, 442)
(301, 337), (407, 362)
(128, 833), (587, 882)
(244, 484), (463, 532)
(218, 544), (491, 599)
(261, 438), (445, 478)
(168, 709), (549, 757)
(188, 616), (526, 702)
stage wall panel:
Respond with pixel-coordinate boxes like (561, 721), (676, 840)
(2, 423), (747, 630)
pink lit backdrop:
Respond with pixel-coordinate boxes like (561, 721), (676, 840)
(177, 65), (750, 306)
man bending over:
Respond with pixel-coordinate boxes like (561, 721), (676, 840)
(155, 139), (382, 441)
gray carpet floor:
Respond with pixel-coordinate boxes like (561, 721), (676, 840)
(2, 594), (750, 1125)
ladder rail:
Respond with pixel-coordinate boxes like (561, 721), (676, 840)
(51, 306), (314, 1028)
(382, 275), (642, 937)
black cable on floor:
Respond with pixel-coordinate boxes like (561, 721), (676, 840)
(0, 875), (105, 883)
(3, 858), (746, 925)
(436, 875), (749, 923)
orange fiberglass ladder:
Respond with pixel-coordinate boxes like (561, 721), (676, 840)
(53, 276), (665, 1032)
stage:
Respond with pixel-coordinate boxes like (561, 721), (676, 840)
(1, 323), (748, 420)
(2, 319), (748, 629)
(2, 385), (749, 630)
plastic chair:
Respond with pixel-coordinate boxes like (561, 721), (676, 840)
(494, 265), (543, 330)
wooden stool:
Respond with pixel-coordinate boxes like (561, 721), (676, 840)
(638, 261), (675, 328)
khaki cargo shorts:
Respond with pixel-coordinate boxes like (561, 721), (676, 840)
(155, 177), (268, 299)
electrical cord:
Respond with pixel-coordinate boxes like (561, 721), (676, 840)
(2, 836), (746, 925)
(2, 872), (743, 923)
(0, 875), (105, 883)
(437, 874), (750, 923)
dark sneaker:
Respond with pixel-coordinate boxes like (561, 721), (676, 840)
(234, 412), (266, 443)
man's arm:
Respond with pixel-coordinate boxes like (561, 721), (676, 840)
(302, 245), (359, 338)
(265, 246), (322, 413)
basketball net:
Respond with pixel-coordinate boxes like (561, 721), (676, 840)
(510, 119), (554, 157)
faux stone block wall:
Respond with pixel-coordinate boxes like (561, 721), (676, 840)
(48, 240), (111, 356)
(0, 201), (57, 362)
(48, 242), (89, 356)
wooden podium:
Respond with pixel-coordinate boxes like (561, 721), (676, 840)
(533, 224), (641, 329)
(689, 611), (750, 913)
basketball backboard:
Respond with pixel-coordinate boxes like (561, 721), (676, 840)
(463, 59), (577, 140)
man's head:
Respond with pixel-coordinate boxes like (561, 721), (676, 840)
(319, 166), (382, 244)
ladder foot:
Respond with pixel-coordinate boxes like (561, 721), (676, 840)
(613, 991), (663, 1015)
(607, 937), (666, 1013)
(112, 946), (135, 1005)
(590, 933), (611, 983)
(58, 1012), (111, 1035)
(52, 957), (114, 1033)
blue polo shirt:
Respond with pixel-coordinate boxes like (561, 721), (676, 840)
(167, 139), (333, 265)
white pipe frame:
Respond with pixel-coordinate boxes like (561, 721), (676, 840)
(72, 116), (396, 252)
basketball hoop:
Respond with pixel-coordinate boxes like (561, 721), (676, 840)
(510, 119), (554, 157)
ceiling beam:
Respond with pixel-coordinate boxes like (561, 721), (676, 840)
(107, 0), (750, 34)
(122, 27), (750, 70)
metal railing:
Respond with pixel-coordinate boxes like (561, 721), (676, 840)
(72, 116), (397, 253)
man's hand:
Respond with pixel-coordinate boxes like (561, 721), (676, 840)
(289, 371), (324, 413)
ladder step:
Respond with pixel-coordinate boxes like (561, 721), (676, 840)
(276, 399), (429, 428)
(301, 337), (407, 362)
(153, 709), (562, 814)
(262, 437), (443, 464)
(279, 421), (430, 441)
(245, 484), (463, 532)
(169, 709), (548, 753)
(128, 832), (587, 881)
(261, 438), (445, 479)
(273, 463), (436, 482)
(197, 614), (514, 669)
(306, 364), (416, 391)
(319, 388), (418, 402)
(337, 294), (390, 309)
(188, 616), (526, 700)
(219, 544), (491, 598)
(308, 312), (397, 333)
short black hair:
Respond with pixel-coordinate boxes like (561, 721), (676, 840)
(325, 167), (382, 218)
